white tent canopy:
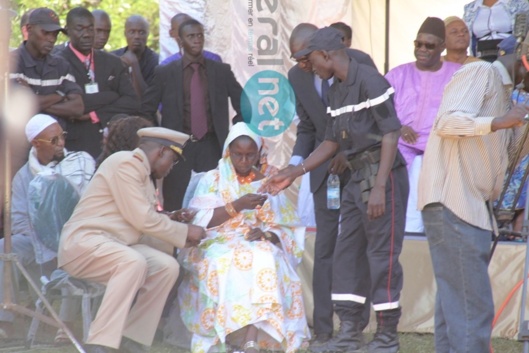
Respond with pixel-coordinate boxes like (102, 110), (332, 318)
(159, 0), (466, 73)
(158, 0), (467, 170)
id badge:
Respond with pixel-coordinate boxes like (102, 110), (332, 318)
(85, 82), (99, 94)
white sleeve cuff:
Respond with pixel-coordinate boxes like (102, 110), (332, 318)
(289, 155), (304, 166)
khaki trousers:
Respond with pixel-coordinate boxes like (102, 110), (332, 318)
(62, 241), (179, 349)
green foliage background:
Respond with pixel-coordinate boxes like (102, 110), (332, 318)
(9, 0), (160, 51)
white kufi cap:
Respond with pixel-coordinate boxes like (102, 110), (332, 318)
(25, 114), (58, 142)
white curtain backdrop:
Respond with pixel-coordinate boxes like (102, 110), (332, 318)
(158, 0), (468, 200)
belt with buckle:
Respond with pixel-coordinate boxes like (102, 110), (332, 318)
(347, 148), (381, 171)
(188, 132), (214, 143)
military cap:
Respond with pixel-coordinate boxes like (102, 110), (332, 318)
(293, 27), (346, 59)
(137, 127), (189, 157)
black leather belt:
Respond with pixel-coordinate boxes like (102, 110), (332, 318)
(347, 148), (381, 171)
(188, 132), (215, 143)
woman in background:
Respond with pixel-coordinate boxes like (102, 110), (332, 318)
(95, 115), (153, 169)
(464, 0), (529, 62)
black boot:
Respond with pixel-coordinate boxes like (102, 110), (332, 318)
(310, 321), (364, 353)
(362, 308), (400, 353)
(363, 327), (399, 353)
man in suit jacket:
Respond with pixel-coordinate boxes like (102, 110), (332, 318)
(58, 7), (139, 159)
(142, 19), (244, 211)
(58, 127), (206, 353)
(112, 15), (159, 98)
(160, 13), (222, 65)
(287, 23), (376, 349)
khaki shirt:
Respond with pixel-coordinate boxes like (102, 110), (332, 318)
(58, 148), (187, 267)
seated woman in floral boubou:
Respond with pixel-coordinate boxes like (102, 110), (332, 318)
(177, 122), (309, 353)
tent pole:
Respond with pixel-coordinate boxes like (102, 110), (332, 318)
(384, 0), (390, 74)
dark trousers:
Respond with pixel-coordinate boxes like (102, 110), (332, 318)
(332, 166), (408, 323)
(162, 133), (221, 211)
(312, 177), (340, 335)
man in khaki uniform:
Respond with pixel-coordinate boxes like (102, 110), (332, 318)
(58, 127), (206, 353)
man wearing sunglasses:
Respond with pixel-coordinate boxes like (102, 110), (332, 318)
(386, 17), (461, 169)
(385, 17), (461, 233)
(0, 114), (94, 341)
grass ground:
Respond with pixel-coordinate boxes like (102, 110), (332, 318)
(0, 330), (524, 353)
(0, 291), (523, 352)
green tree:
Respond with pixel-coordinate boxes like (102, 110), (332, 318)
(9, 0), (160, 52)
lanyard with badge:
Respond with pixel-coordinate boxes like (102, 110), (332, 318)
(84, 54), (99, 94)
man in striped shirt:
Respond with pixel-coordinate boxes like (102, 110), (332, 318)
(418, 57), (529, 352)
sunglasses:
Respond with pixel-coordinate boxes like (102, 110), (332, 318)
(35, 131), (67, 145)
(414, 40), (438, 50)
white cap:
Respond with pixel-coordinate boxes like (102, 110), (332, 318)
(25, 114), (58, 142)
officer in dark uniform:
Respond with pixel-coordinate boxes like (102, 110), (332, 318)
(263, 27), (408, 353)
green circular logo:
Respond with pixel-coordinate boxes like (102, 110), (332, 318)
(241, 70), (296, 137)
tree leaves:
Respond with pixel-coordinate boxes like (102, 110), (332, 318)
(10, 0), (160, 52)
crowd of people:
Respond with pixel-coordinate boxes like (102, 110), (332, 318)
(1, 0), (529, 353)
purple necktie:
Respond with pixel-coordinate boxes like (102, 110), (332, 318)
(321, 78), (330, 107)
(190, 63), (208, 140)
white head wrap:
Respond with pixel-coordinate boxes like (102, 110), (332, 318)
(25, 114), (58, 142)
(222, 122), (263, 156)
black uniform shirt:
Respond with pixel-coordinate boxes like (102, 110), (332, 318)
(324, 58), (401, 157)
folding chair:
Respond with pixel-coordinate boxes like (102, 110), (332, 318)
(24, 172), (105, 346)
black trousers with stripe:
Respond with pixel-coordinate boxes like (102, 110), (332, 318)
(332, 165), (408, 323)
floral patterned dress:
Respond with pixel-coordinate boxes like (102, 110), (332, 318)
(177, 157), (309, 353)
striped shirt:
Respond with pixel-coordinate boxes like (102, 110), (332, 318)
(10, 43), (82, 97)
(418, 61), (513, 231)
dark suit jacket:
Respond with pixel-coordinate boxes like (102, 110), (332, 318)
(289, 48), (376, 192)
(58, 46), (140, 157)
(141, 58), (244, 150)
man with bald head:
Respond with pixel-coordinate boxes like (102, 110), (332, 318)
(19, 9), (33, 41)
(112, 15), (158, 98)
(0, 114), (94, 340)
(287, 23), (376, 349)
(330, 21), (352, 48)
(92, 9), (111, 50)
(160, 13), (222, 65)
